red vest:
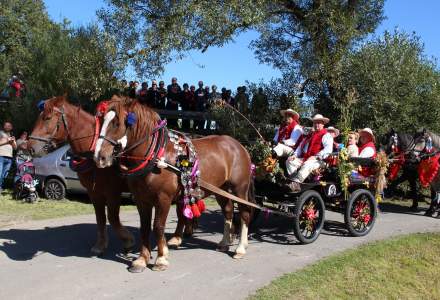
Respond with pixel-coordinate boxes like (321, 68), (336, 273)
(358, 141), (377, 177)
(295, 129), (328, 160)
(358, 141), (377, 158)
(277, 121), (298, 143)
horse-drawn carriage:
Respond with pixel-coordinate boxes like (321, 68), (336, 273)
(251, 154), (379, 244)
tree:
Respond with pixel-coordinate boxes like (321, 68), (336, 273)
(99, 0), (385, 111)
(341, 30), (440, 135)
(0, 0), (124, 132)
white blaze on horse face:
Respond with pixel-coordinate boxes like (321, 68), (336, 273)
(94, 110), (116, 162)
(117, 135), (128, 150)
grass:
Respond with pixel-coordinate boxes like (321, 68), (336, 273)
(0, 192), (135, 227)
(250, 233), (440, 300)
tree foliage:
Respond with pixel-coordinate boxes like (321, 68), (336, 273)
(341, 31), (440, 135)
(0, 0), (123, 132)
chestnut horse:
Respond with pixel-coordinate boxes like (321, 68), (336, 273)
(94, 96), (254, 272)
(28, 96), (136, 255)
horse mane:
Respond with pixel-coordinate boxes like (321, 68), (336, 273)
(106, 95), (160, 148)
(398, 132), (415, 150)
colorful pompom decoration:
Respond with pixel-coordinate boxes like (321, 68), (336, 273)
(197, 199), (206, 213)
(191, 203), (201, 218)
(126, 112), (137, 126)
(96, 101), (109, 116)
(37, 100), (45, 111)
(183, 205), (193, 219)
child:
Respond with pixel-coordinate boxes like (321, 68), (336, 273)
(347, 131), (359, 157)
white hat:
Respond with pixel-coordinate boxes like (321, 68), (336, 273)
(327, 126), (340, 137)
(280, 109), (299, 120)
(359, 128), (375, 141)
(311, 114), (330, 124)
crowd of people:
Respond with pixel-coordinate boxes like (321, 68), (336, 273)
(120, 77), (268, 129)
(272, 108), (376, 192)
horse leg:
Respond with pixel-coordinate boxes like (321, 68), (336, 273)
(408, 176), (419, 211)
(129, 201), (153, 273)
(232, 184), (252, 259)
(106, 197), (135, 253)
(216, 196), (235, 252)
(168, 201), (184, 249)
(90, 196), (108, 256)
(152, 198), (171, 271)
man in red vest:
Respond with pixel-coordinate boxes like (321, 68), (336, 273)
(286, 114), (334, 192)
(272, 109), (303, 157)
(358, 128), (376, 158)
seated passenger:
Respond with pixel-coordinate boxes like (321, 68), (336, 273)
(272, 109), (303, 158)
(358, 128), (376, 158)
(285, 114), (334, 192)
(327, 126), (342, 152)
(347, 131), (359, 157)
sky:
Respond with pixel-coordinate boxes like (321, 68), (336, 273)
(44, 0), (440, 89)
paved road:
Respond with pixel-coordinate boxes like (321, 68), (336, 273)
(1, 203), (439, 300)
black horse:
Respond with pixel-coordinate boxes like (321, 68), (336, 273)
(412, 129), (440, 217)
(381, 129), (421, 211)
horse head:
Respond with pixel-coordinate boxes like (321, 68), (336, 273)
(381, 128), (398, 155)
(93, 95), (142, 168)
(28, 95), (71, 156)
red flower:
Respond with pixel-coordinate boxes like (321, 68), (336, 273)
(363, 214), (371, 224)
(96, 101), (109, 116)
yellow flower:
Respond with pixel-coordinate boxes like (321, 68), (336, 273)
(320, 181), (327, 187)
(181, 160), (189, 167)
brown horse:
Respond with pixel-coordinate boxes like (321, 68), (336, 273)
(28, 96), (135, 255)
(94, 96), (254, 272)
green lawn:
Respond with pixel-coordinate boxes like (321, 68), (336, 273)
(250, 233), (440, 300)
(0, 192), (135, 227)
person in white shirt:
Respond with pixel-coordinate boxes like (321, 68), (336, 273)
(272, 109), (303, 157)
(358, 128), (376, 158)
(285, 114), (334, 192)
(347, 131), (359, 157)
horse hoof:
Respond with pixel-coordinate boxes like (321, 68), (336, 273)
(424, 210), (434, 217)
(167, 237), (182, 249)
(233, 252), (245, 259)
(216, 245), (229, 252)
(151, 264), (168, 272)
(128, 265), (146, 273)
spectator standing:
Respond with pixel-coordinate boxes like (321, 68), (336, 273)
(0, 122), (17, 193)
(235, 86), (249, 114)
(147, 80), (161, 108)
(251, 87), (269, 120)
(221, 87), (227, 101)
(166, 77), (182, 127)
(224, 90), (235, 106)
(181, 83), (195, 130)
(195, 81), (208, 129)
(157, 81), (167, 109)
(138, 82), (150, 106)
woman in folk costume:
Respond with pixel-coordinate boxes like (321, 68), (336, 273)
(272, 109), (303, 157)
(285, 114), (334, 192)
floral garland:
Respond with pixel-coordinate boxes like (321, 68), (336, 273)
(169, 131), (205, 219)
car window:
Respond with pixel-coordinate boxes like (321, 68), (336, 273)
(62, 149), (73, 161)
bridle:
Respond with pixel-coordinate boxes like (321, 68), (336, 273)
(29, 106), (70, 150)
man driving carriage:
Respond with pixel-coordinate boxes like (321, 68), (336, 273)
(284, 114), (334, 192)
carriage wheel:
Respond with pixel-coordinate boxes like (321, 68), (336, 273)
(293, 190), (325, 244)
(345, 189), (377, 237)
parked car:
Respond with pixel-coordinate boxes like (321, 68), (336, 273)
(32, 145), (87, 199)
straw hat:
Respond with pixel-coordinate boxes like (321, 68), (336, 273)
(280, 109), (299, 120)
(311, 114), (330, 124)
(327, 126), (340, 137)
(359, 128), (375, 142)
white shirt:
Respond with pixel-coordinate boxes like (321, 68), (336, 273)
(294, 132), (333, 160)
(359, 146), (375, 158)
(273, 124), (303, 146)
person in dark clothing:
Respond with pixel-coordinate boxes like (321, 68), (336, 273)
(138, 82), (150, 106)
(224, 89), (235, 106)
(128, 81), (138, 98)
(157, 81), (167, 109)
(181, 83), (194, 130)
(195, 81), (208, 130)
(166, 77), (182, 127)
(221, 87), (227, 101)
(146, 80), (160, 108)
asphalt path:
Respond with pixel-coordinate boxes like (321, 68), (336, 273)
(1, 203), (439, 300)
